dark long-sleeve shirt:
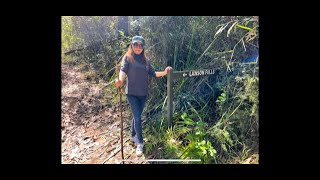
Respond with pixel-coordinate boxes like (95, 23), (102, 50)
(120, 54), (156, 96)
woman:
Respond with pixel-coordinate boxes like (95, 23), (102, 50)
(115, 36), (172, 156)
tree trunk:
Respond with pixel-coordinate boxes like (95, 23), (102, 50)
(117, 16), (129, 37)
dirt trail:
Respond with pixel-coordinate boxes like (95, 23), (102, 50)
(61, 64), (150, 164)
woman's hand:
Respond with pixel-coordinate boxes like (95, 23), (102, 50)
(164, 66), (173, 75)
(115, 79), (122, 88)
(155, 66), (173, 77)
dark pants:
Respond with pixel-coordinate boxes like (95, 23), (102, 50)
(126, 94), (147, 144)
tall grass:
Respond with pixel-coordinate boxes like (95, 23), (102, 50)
(62, 16), (259, 164)
(138, 16), (259, 164)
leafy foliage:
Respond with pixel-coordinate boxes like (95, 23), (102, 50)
(62, 16), (259, 164)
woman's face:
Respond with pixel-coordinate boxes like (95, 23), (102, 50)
(132, 42), (144, 55)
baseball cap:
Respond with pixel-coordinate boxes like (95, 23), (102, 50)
(131, 36), (145, 46)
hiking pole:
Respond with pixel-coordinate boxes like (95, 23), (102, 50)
(116, 60), (124, 164)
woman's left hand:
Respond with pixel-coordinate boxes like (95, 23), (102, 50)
(165, 66), (173, 75)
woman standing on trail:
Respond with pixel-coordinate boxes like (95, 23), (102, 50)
(115, 36), (172, 156)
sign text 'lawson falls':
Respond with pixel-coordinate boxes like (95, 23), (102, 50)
(185, 69), (215, 77)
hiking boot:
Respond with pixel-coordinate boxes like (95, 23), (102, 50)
(136, 143), (144, 156)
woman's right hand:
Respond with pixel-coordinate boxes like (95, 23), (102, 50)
(115, 79), (122, 88)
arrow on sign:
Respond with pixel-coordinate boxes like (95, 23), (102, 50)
(183, 73), (187, 77)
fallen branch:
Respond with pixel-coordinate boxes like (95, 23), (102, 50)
(91, 141), (110, 154)
(125, 149), (135, 160)
(102, 146), (121, 164)
(64, 48), (84, 56)
(86, 119), (96, 128)
(102, 138), (131, 164)
(98, 150), (106, 157)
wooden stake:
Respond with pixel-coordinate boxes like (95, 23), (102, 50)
(115, 60), (124, 164)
